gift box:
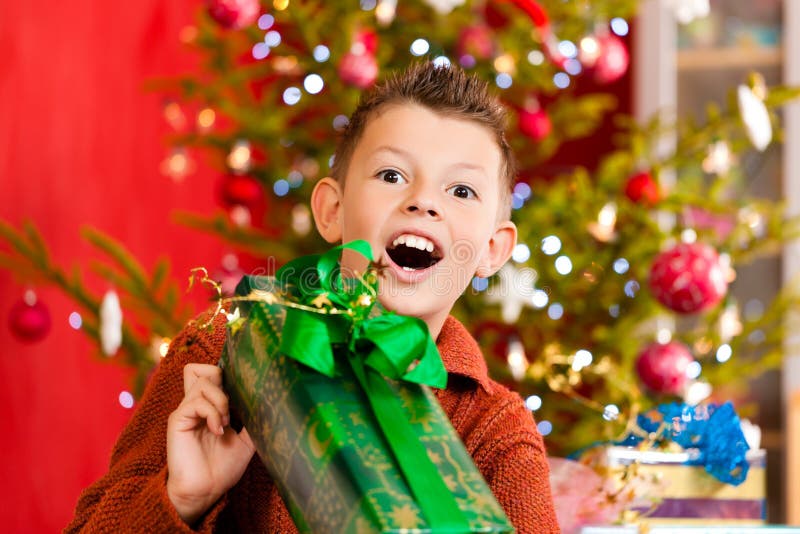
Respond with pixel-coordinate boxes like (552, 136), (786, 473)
(219, 243), (512, 533)
(601, 445), (766, 526)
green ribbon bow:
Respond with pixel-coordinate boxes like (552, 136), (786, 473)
(274, 241), (471, 532)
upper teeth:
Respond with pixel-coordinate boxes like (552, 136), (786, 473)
(392, 234), (435, 253)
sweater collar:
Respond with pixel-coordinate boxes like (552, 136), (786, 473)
(435, 316), (493, 393)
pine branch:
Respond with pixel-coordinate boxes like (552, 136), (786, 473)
(0, 219), (188, 395)
(84, 226), (193, 325)
(173, 210), (297, 260)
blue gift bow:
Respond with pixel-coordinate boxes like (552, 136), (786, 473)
(614, 402), (751, 485)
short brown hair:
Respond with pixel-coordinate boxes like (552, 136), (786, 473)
(331, 62), (515, 220)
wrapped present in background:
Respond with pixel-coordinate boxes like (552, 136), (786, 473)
(597, 446), (766, 526)
(573, 402), (766, 529)
(219, 242), (513, 534)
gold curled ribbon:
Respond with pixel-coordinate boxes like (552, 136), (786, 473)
(187, 267), (224, 328)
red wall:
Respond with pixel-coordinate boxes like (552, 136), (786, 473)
(0, 1), (226, 530)
(0, 2), (631, 530)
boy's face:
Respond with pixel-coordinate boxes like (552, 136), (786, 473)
(311, 103), (516, 336)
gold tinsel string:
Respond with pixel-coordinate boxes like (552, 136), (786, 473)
(187, 266), (380, 330)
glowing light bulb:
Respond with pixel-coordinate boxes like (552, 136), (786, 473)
(68, 312), (82, 330)
(160, 147), (195, 181)
(159, 339), (171, 357)
(531, 289), (549, 308)
(258, 14), (275, 30)
(313, 45), (330, 62)
(527, 50), (544, 65)
(512, 244), (531, 263)
(506, 338), (529, 381)
(303, 74), (324, 94)
(493, 54), (515, 74)
(227, 140), (252, 173)
(163, 101), (186, 130)
(119, 391), (134, 409)
(410, 38), (430, 56)
(555, 256), (572, 275)
(525, 395), (542, 411)
(375, 0), (397, 25)
(541, 235), (561, 255)
(197, 108), (216, 131)
(716, 344), (732, 363)
(572, 349), (593, 371)
(603, 404), (620, 421)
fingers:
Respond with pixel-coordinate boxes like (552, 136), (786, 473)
(176, 363), (230, 434)
(183, 363), (222, 396)
(171, 395), (226, 436)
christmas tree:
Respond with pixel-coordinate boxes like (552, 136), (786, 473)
(2, 0), (798, 459)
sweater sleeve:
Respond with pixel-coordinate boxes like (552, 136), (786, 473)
(65, 311), (230, 533)
(472, 391), (560, 534)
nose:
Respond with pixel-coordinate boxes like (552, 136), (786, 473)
(404, 182), (442, 219)
(405, 199), (441, 219)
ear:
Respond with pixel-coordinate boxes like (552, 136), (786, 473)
(310, 177), (343, 244)
(475, 221), (517, 278)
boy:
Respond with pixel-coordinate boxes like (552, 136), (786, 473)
(67, 62), (559, 533)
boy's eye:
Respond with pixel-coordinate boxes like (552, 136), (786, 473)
(377, 169), (406, 184)
(447, 184), (477, 200)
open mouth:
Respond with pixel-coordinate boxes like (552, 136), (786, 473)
(386, 233), (443, 272)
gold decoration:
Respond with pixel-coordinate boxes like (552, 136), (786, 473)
(388, 504), (422, 529)
(311, 293), (333, 308)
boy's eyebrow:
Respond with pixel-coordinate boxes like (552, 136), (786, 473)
(371, 145), (489, 177)
(371, 145), (414, 160)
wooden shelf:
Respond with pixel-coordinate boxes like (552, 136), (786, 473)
(677, 46), (782, 71)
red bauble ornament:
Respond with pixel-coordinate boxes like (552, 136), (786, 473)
(216, 174), (264, 210)
(206, 0), (260, 29)
(8, 293), (51, 343)
(354, 29), (379, 55)
(593, 34), (629, 84)
(649, 242), (728, 314)
(636, 341), (694, 395)
(456, 25), (494, 60)
(338, 52), (379, 89)
(483, 2), (511, 29)
(518, 108), (552, 141)
(624, 171), (660, 206)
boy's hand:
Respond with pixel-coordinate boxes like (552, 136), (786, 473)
(166, 363), (255, 526)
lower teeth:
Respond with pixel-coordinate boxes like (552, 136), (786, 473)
(402, 266), (415, 272)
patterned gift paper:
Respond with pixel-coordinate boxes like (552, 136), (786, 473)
(604, 446), (766, 524)
(220, 276), (512, 534)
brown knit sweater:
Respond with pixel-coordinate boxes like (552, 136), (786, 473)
(66, 312), (559, 533)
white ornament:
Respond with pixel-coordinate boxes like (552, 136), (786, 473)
(484, 264), (538, 323)
(737, 85), (772, 152)
(422, 0), (465, 15)
(668, 0), (710, 25)
(100, 290), (123, 356)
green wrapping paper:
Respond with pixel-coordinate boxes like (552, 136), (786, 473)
(218, 242), (513, 533)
